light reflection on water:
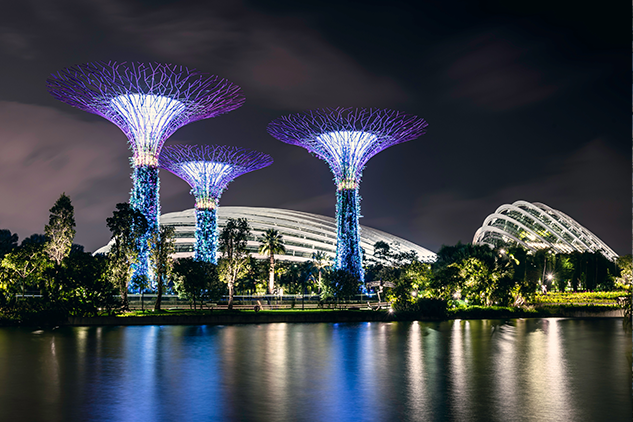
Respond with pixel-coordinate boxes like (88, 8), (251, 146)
(0, 319), (630, 422)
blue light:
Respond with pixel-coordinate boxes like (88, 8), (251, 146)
(130, 165), (159, 289)
(195, 208), (218, 263)
(335, 187), (364, 282)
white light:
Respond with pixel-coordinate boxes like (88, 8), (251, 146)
(178, 161), (234, 204)
(111, 94), (186, 164)
(315, 130), (377, 183)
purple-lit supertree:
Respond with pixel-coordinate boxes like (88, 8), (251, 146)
(267, 108), (427, 282)
(46, 61), (244, 285)
(159, 144), (273, 263)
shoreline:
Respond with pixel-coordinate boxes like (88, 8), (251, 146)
(63, 308), (623, 327)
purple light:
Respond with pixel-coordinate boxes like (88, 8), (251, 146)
(267, 107), (427, 282)
(268, 108), (427, 185)
(47, 61), (245, 165)
(159, 144), (273, 209)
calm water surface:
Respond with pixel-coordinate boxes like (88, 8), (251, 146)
(0, 318), (630, 421)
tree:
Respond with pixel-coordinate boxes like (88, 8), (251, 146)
(44, 193), (76, 265)
(0, 236), (51, 298)
(373, 241), (392, 263)
(258, 229), (286, 294)
(173, 258), (223, 309)
(106, 203), (149, 310)
(310, 251), (331, 293)
(219, 218), (251, 309)
(150, 225), (176, 311)
(52, 250), (120, 316)
(616, 255), (632, 288)
(0, 229), (18, 259)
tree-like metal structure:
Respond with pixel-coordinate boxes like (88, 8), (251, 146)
(47, 61), (244, 283)
(267, 107), (427, 282)
(159, 144), (272, 263)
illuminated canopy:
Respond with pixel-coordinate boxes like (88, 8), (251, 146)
(47, 61), (244, 166)
(159, 144), (273, 209)
(268, 108), (427, 187)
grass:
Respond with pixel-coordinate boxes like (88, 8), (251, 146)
(531, 290), (628, 306)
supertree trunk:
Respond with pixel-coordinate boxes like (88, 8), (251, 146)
(195, 207), (218, 263)
(335, 187), (364, 281)
(130, 165), (160, 289)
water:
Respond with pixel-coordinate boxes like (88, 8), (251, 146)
(0, 319), (630, 422)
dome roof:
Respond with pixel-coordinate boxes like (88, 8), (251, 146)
(96, 206), (436, 263)
(473, 200), (618, 261)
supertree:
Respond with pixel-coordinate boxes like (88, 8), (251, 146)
(46, 61), (244, 285)
(159, 144), (273, 263)
(267, 107), (427, 282)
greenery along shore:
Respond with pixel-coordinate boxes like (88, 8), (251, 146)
(0, 194), (631, 326)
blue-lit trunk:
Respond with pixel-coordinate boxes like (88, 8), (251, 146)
(335, 187), (364, 282)
(195, 207), (218, 264)
(130, 165), (159, 291)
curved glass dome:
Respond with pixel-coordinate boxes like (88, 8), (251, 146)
(95, 206), (437, 263)
(473, 200), (618, 261)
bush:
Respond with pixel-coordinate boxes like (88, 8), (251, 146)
(394, 297), (447, 318)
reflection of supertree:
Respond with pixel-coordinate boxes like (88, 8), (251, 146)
(268, 108), (427, 281)
(159, 144), (273, 263)
(47, 61), (244, 284)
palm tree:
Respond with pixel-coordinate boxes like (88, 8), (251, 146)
(259, 229), (286, 294)
(311, 251), (330, 293)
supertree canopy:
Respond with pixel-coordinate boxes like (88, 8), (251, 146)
(267, 107), (427, 282)
(159, 144), (273, 263)
(47, 61), (244, 286)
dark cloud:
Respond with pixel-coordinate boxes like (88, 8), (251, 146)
(411, 139), (629, 255)
(0, 29), (36, 60)
(0, 101), (131, 250)
(76, 0), (408, 109)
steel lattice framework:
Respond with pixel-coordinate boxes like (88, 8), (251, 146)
(267, 107), (427, 282)
(159, 144), (272, 263)
(47, 61), (244, 285)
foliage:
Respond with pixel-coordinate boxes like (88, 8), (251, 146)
(150, 225), (176, 310)
(258, 228), (286, 294)
(236, 256), (266, 295)
(326, 269), (360, 300)
(0, 235), (52, 297)
(48, 251), (120, 316)
(615, 255), (632, 289)
(173, 257), (224, 309)
(106, 203), (149, 308)
(531, 290), (627, 304)
(218, 218), (250, 308)
(44, 193), (76, 265)
(276, 261), (314, 294)
(0, 229), (18, 259)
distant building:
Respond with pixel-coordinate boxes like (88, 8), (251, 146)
(473, 200), (618, 261)
(95, 206), (437, 264)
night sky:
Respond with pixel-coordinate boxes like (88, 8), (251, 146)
(0, 1), (629, 255)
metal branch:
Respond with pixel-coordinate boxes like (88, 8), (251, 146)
(267, 107), (427, 184)
(159, 144), (273, 207)
(47, 61), (245, 165)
